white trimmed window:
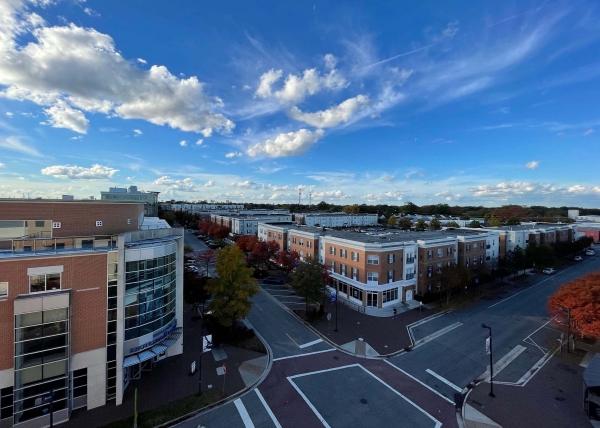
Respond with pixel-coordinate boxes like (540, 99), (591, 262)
(29, 273), (61, 293)
(367, 255), (379, 265)
(127, 218), (132, 225)
(0, 282), (7, 298)
(52, 221), (61, 229)
(367, 271), (379, 282)
(96, 220), (103, 227)
(388, 253), (395, 264)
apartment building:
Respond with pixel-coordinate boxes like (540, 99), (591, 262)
(100, 186), (160, 217)
(257, 222), (293, 251)
(575, 223), (600, 243)
(294, 212), (378, 228)
(286, 226), (324, 261)
(479, 223), (575, 258)
(229, 214), (292, 236)
(0, 200), (184, 428)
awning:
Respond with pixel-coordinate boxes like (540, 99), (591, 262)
(123, 327), (182, 368)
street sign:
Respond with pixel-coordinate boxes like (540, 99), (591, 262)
(485, 337), (490, 355)
(190, 361), (196, 374)
(202, 335), (213, 353)
(326, 312), (332, 321)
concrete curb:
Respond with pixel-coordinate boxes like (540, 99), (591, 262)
(157, 319), (274, 427)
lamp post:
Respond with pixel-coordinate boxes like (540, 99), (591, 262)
(481, 323), (495, 397)
(560, 306), (572, 353)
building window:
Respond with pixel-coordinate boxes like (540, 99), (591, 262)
(29, 273), (61, 293)
(367, 271), (379, 282)
(437, 248), (443, 257)
(34, 220), (45, 228)
(387, 270), (394, 283)
(96, 220), (103, 227)
(367, 255), (379, 265)
(367, 292), (377, 307)
(388, 253), (395, 264)
(427, 250), (433, 259)
(0, 282), (7, 298)
(351, 267), (358, 280)
(52, 221), (61, 229)
(383, 288), (398, 303)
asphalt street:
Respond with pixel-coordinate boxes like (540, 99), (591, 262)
(389, 254), (600, 402)
(184, 229), (209, 252)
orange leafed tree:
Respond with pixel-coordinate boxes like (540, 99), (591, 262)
(548, 272), (600, 339)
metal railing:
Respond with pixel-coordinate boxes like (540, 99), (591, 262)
(0, 235), (118, 257)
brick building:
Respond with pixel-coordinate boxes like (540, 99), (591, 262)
(0, 200), (183, 427)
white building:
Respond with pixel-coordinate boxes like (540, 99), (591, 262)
(295, 212), (378, 228)
(230, 214), (292, 235)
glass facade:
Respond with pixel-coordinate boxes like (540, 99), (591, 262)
(13, 307), (69, 424)
(124, 252), (177, 341)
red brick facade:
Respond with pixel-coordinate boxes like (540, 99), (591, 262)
(0, 253), (108, 369)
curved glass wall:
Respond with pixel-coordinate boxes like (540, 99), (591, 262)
(124, 252), (177, 341)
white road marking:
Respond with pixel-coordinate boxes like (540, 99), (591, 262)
(287, 364), (442, 428)
(272, 348), (335, 362)
(383, 360), (455, 405)
(285, 333), (299, 347)
(413, 322), (463, 348)
(487, 270), (570, 309)
(481, 345), (527, 381)
(425, 369), (463, 393)
(298, 338), (323, 349)
(254, 389), (282, 428)
(233, 398), (255, 428)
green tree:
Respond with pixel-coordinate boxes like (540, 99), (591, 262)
(429, 218), (441, 230)
(446, 221), (460, 228)
(291, 258), (327, 316)
(488, 215), (502, 227)
(343, 204), (361, 214)
(207, 246), (258, 327)
(415, 219), (427, 231)
(398, 217), (413, 230)
(439, 264), (471, 305)
(468, 220), (482, 228)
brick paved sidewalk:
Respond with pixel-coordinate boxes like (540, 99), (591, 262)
(66, 305), (267, 428)
(465, 350), (591, 428)
(311, 300), (437, 355)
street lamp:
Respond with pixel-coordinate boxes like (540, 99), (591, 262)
(481, 323), (495, 398)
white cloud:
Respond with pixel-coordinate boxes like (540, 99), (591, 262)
(153, 175), (198, 192)
(195, 138), (204, 145)
(312, 189), (347, 200)
(323, 53), (337, 70)
(204, 180), (214, 187)
(247, 128), (324, 158)
(0, 136), (41, 156)
(133, 129), (142, 136)
(583, 128), (594, 136)
(0, 162), (5, 168)
(82, 7), (99, 17)
(289, 94), (369, 128)
(225, 151), (242, 159)
(0, 2), (234, 135)
(233, 180), (254, 188)
(41, 164), (118, 179)
(136, 58), (147, 65)
(255, 66), (347, 104)
(567, 184), (586, 193)
(179, 140), (188, 147)
(5, 111), (14, 117)
(525, 160), (539, 169)
(43, 100), (89, 133)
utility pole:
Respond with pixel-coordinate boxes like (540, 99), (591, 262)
(482, 323), (495, 397)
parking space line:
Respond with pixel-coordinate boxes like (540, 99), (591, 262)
(298, 338), (323, 349)
(425, 369), (463, 393)
(254, 389), (282, 428)
(287, 378), (332, 428)
(234, 398), (255, 428)
(383, 360), (455, 405)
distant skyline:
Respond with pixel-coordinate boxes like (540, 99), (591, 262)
(1, 0), (600, 207)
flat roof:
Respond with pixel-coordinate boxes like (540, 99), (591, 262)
(321, 228), (489, 244)
(0, 198), (142, 204)
(297, 212), (377, 217)
(491, 223), (571, 231)
(286, 225), (327, 234)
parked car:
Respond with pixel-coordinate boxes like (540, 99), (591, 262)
(574, 255), (583, 261)
(585, 249), (596, 256)
(542, 267), (556, 275)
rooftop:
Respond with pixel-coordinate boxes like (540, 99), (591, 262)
(0, 198), (142, 204)
(322, 227), (489, 244)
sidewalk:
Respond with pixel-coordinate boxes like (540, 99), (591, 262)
(311, 300), (438, 355)
(465, 350), (591, 428)
(67, 305), (267, 428)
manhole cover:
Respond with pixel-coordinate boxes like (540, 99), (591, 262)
(360, 398), (368, 404)
(555, 396), (565, 402)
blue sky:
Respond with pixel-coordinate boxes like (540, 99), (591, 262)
(1, 0), (600, 206)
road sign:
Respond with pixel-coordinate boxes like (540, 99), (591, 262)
(326, 312), (332, 321)
(202, 335), (213, 353)
(485, 336), (490, 355)
(190, 361), (196, 374)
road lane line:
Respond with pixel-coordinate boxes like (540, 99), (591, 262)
(413, 322), (463, 348)
(383, 360), (455, 405)
(298, 338), (323, 349)
(254, 389), (282, 428)
(234, 398), (255, 428)
(285, 333), (299, 347)
(272, 348), (335, 362)
(425, 369), (463, 393)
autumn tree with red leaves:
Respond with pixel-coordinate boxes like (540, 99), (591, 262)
(548, 272), (600, 339)
(277, 250), (300, 273)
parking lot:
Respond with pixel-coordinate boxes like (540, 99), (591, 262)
(261, 277), (307, 311)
